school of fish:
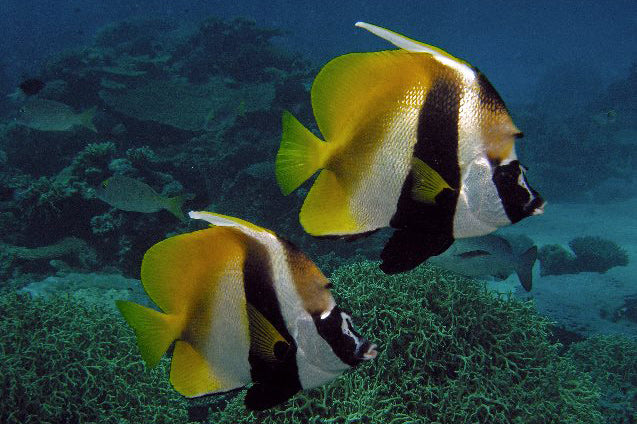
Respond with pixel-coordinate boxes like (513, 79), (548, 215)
(110, 21), (545, 410)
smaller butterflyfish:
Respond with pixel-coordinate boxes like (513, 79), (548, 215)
(275, 22), (544, 274)
(17, 98), (97, 132)
(116, 211), (377, 410)
(96, 175), (188, 221)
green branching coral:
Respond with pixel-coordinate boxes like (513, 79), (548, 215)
(0, 291), (186, 424)
(567, 335), (637, 423)
(204, 261), (602, 423)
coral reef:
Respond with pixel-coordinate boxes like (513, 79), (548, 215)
(0, 16), (320, 286)
(198, 261), (602, 423)
(567, 335), (637, 423)
(539, 236), (629, 276)
(0, 291), (187, 424)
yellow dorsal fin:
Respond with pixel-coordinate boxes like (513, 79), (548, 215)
(354, 22), (459, 60)
(246, 302), (290, 363)
(311, 49), (430, 144)
(170, 341), (225, 397)
(410, 157), (452, 204)
(188, 211), (276, 237)
(116, 300), (181, 368)
(140, 227), (246, 315)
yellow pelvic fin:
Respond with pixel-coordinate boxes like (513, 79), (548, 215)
(300, 169), (359, 235)
(410, 157), (452, 204)
(276, 111), (330, 195)
(116, 300), (181, 368)
(170, 341), (225, 397)
(246, 302), (289, 363)
(79, 106), (97, 133)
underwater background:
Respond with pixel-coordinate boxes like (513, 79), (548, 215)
(1, 0), (636, 423)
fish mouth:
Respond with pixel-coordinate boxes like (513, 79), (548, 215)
(524, 194), (545, 216)
(356, 340), (378, 361)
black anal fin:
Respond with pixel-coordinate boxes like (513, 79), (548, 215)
(244, 381), (300, 411)
(380, 229), (453, 274)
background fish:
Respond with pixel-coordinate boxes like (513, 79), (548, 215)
(117, 212), (377, 410)
(96, 175), (187, 221)
(276, 22), (544, 274)
(429, 234), (537, 291)
(17, 98), (97, 132)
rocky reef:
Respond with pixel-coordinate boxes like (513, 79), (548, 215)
(0, 17), (330, 285)
(538, 236), (629, 276)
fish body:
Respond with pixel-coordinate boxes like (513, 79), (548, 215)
(117, 212), (376, 410)
(429, 234), (537, 291)
(17, 98), (96, 132)
(96, 175), (186, 221)
(276, 22), (544, 273)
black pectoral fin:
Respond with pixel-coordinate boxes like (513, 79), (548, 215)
(380, 229), (454, 274)
(244, 381), (300, 411)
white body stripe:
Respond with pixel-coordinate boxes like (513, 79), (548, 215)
(261, 233), (348, 389)
(200, 261), (251, 390)
(454, 74), (510, 238)
(348, 88), (423, 231)
(190, 211), (349, 389)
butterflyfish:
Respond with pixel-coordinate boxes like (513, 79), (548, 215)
(275, 22), (544, 273)
(116, 211), (377, 411)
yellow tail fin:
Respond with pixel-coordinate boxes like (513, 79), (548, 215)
(116, 300), (181, 368)
(164, 195), (186, 222)
(276, 111), (329, 195)
(79, 106), (97, 133)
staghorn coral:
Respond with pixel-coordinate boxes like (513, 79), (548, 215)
(0, 291), (187, 424)
(198, 261), (602, 423)
(567, 335), (637, 423)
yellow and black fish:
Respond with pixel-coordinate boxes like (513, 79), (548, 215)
(116, 211), (377, 411)
(276, 22), (544, 273)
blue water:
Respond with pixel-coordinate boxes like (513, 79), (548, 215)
(2, 0), (636, 100)
(1, 1), (636, 423)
